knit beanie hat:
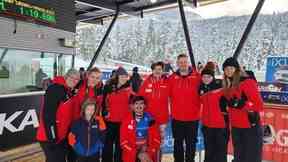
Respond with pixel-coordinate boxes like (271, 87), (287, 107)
(116, 67), (128, 76)
(201, 61), (215, 77)
(222, 57), (240, 70)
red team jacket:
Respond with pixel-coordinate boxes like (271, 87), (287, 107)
(73, 80), (104, 120)
(226, 78), (264, 128)
(200, 88), (227, 128)
(168, 71), (201, 121)
(37, 76), (74, 143)
(105, 83), (133, 122)
(120, 113), (161, 162)
(138, 75), (169, 124)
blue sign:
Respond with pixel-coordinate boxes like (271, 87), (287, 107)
(260, 91), (288, 105)
(102, 71), (112, 82)
(266, 57), (288, 83)
(161, 121), (205, 154)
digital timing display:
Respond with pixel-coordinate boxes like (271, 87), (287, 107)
(0, 0), (56, 24)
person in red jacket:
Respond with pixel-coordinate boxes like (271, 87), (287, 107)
(102, 67), (133, 162)
(138, 61), (169, 142)
(73, 67), (104, 121)
(71, 68), (104, 162)
(222, 57), (263, 162)
(198, 62), (229, 162)
(168, 54), (201, 162)
(36, 69), (80, 162)
(120, 96), (161, 162)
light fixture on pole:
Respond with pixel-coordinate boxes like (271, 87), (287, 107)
(150, 0), (157, 3)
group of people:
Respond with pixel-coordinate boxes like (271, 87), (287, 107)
(36, 54), (264, 162)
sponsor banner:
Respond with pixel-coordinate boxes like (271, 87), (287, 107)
(0, 94), (42, 151)
(262, 105), (288, 162)
(258, 82), (288, 104)
(260, 91), (288, 105)
(265, 57), (288, 84)
(228, 104), (288, 162)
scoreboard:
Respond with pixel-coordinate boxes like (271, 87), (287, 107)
(0, 0), (75, 32)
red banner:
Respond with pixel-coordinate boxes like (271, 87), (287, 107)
(228, 104), (288, 162)
(262, 104), (288, 162)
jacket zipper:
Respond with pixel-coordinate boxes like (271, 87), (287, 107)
(157, 80), (161, 99)
(206, 87), (211, 127)
(87, 122), (91, 156)
(151, 77), (160, 99)
(152, 78), (155, 99)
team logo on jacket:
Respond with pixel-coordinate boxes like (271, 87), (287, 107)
(145, 89), (152, 93)
(200, 90), (204, 95)
(189, 76), (197, 79)
(128, 124), (133, 130)
(138, 132), (143, 137)
(265, 112), (274, 118)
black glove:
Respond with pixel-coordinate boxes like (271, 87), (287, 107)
(228, 97), (245, 109)
(247, 112), (260, 127)
(219, 96), (228, 113)
(228, 93), (247, 109)
(102, 110), (109, 117)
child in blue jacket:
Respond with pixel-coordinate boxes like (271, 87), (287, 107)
(68, 98), (106, 162)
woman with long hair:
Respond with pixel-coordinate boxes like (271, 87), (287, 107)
(222, 57), (263, 162)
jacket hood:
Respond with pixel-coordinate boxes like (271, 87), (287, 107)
(53, 76), (69, 88)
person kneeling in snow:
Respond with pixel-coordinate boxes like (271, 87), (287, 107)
(68, 98), (106, 162)
(120, 96), (161, 162)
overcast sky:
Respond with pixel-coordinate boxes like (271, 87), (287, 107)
(185, 0), (288, 19)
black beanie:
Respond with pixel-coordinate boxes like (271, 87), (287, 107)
(222, 57), (240, 70)
(132, 67), (138, 73)
(116, 67), (128, 76)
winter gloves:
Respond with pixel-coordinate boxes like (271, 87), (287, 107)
(220, 92), (248, 111)
(219, 96), (228, 113)
(227, 92), (247, 109)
